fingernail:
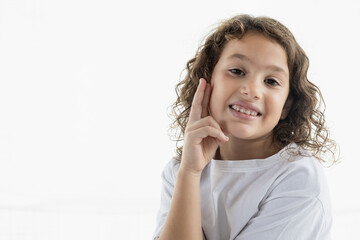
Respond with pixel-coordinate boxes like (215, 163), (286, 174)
(221, 133), (229, 141)
(197, 79), (202, 88)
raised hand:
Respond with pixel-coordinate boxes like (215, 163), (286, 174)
(180, 78), (229, 175)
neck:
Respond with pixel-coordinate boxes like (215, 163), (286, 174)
(216, 133), (280, 160)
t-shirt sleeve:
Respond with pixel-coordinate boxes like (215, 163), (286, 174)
(235, 161), (332, 240)
(152, 159), (179, 239)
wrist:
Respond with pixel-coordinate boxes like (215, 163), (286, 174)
(178, 166), (203, 180)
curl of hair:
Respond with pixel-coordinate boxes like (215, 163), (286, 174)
(169, 14), (339, 166)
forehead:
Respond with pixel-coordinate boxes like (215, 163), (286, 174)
(219, 32), (289, 75)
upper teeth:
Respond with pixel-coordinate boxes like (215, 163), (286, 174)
(231, 105), (259, 116)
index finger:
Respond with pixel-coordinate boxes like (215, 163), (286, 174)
(201, 82), (211, 118)
(188, 78), (207, 123)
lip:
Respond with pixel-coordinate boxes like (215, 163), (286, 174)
(229, 100), (262, 115)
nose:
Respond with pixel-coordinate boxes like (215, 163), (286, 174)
(240, 78), (262, 100)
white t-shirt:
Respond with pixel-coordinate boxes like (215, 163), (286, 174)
(153, 144), (332, 240)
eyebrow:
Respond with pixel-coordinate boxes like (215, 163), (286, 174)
(228, 53), (251, 62)
(228, 53), (288, 75)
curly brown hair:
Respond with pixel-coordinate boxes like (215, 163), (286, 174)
(169, 14), (338, 166)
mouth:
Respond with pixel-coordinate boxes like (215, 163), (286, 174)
(229, 104), (262, 116)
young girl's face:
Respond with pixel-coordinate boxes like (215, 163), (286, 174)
(209, 32), (290, 142)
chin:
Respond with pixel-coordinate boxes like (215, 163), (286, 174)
(229, 132), (259, 141)
(226, 124), (274, 142)
(222, 124), (255, 139)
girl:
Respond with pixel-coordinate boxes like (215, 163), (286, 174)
(153, 14), (338, 240)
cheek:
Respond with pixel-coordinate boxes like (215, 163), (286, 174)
(209, 90), (226, 121)
(273, 95), (288, 116)
(265, 95), (285, 115)
(209, 94), (219, 117)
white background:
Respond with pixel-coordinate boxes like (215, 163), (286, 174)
(0, 0), (359, 239)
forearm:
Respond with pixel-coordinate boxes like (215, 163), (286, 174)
(158, 168), (203, 240)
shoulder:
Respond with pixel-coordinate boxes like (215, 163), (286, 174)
(236, 145), (332, 239)
(267, 144), (331, 209)
(280, 145), (326, 189)
(257, 145), (333, 236)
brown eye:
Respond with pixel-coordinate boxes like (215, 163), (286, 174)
(230, 69), (245, 76)
(264, 78), (279, 86)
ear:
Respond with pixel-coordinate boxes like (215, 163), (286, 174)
(281, 94), (293, 120)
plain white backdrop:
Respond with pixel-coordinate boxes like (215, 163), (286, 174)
(0, 0), (359, 239)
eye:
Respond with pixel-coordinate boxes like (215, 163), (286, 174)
(229, 68), (245, 76)
(264, 78), (280, 86)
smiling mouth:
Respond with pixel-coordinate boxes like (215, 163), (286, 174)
(229, 105), (262, 116)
